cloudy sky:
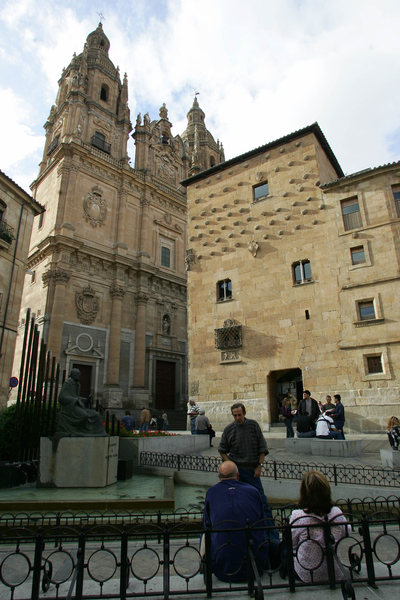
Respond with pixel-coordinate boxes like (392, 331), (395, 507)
(1, 0), (400, 192)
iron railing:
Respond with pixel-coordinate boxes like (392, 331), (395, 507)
(140, 451), (400, 488)
(0, 219), (15, 244)
(0, 503), (399, 600)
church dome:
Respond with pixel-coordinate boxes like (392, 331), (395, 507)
(86, 22), (110, 54)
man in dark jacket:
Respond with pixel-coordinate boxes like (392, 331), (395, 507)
(297, 390), (319, 423)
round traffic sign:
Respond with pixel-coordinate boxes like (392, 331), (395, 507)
(9, 377), (19, 388)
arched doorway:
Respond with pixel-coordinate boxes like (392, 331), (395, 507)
(267, 368), (303, 424)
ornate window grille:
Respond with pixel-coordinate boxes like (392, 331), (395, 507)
(46, 134), (60, 156)
(214, 319), (242, 350)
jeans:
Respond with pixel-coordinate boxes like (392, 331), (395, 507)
(190, 419), (197, 434)
(296, 430), (316, 438)
(237, 467), (280, 545)
(284, 419), (294, 438)
(139, 422), (149, 432)
(335, 420), (345, 439)
(317, 431), (344, 440)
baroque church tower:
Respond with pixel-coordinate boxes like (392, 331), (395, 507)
(14, 23), (224, 413)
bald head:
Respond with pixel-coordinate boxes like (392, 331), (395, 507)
(218, 461), (239, 480)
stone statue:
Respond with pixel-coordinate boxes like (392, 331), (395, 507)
(56, 368), (108, 436)
(162, 315), (170, 336)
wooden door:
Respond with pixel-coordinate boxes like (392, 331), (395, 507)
(72, 363), (92, 399)
(155, 360), (175, 409)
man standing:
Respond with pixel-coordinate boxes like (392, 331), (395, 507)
(187, 398), (200, 434)
(297, 390), (319, 423)
(202, 461), (270, 581)
(323, 395), (335, 413)
(121, 410), (135, 431)
(196, 409), (213, 446)
(139, 407), (151, 432)
(328, 394), (345, 440)
(218, 403), (279, 553)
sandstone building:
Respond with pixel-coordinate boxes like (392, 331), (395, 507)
(182, 123), (400, 432)
(12, 23), (223, 412)
(0, 170), (44, 406)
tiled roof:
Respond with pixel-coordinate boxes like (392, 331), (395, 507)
(181, 122), (344, 186)
(0, 169), (44, 212)
(321, 160), (400, 188)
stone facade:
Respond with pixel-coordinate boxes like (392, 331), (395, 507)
(12, 24), (222, 412)
(183, 124), (400, 433)
(0, 170), (44, 406)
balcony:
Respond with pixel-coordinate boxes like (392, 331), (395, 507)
(91, 134), (111, 155)
(46, 134), (60, 156)
(0, 219), (15, 245)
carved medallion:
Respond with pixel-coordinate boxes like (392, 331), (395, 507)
(75, 285), (100, 325)
(255, 172), (263, 182)
(83, 186), (107, 228)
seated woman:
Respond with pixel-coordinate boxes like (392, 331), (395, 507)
(57, 368), (108, 436)
(289, 471), (350, 583)
(387, 416), (400, 450)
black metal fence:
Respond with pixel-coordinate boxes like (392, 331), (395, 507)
(0, 501), (399, 600)
(140, 451), (400, 488)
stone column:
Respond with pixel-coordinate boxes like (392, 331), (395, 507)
(138, 195), (151, 259)
(103, 284), (126, 408)
(134, 292), (149, 387)
(43, 268), (70, 361)
(116, 189), (127, 249)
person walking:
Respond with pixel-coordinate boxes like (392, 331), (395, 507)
(139, 407), (151, 432)
(282, 396), (294, 438)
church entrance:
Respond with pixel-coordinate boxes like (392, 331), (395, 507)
(72, 363), (93, 399)
(155, 360), (176, 409)
(267, 368), (303, 424)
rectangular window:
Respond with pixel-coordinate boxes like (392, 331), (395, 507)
(392, 185), (400, 217)
(161, 246), (171, 268)
(38, 209), (45, 230)
(217, 279), (232, 301)
(293, 260), (312, 284)
(341, 197), (362, 231)
(358, 300), (375, 321)
(253, 182), (269, 202)
(367, 355), (383, 374)
(351, 246), (365, 265)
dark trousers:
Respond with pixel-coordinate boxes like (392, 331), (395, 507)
(335, 420), (345, 439)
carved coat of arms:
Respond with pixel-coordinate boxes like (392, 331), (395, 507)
(76, 285), (100, 325)
(83, 186), (107, 228)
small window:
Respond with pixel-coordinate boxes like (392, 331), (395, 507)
(293, 260), (312, 284)
(100, 85), (108, 101)
(392, 185), (400, 218)
(161, 246), (171, 268)
(31, 271), (36, 284)
(341, 197), (362, 231)
(161, 134), (169, 145)
(217, 279), (232, 302)
(367, 355), (383, 374)
(91, 131), (111, 154)
(210, 156), (216, 168)
(351, 246), (365, 265)
(358, 300), (375, 321)
(253, 182), (269, 202)
(38, 208), (45, 230)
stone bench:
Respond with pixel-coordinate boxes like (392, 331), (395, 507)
(380, 448), (400, 470)
(285, 438), (362, 457)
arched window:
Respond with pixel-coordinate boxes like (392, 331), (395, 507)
(210, 156), (215, 168)
(217, 279), (232, 302)
(161, 134), (169, 145)
(100, 84), (109, 102)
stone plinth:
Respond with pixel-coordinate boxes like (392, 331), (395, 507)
(119, 435), (210, 466)
(380, 448), (400, 470)
(129, 388), (150, 409)
(39, 437), (119, 488)
(103, 386), (123, 408)
(285, 438), (361, 457)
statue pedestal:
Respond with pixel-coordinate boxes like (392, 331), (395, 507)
(103, 386), (123, 408)
(129, 387), (150, 409)
(38, 437), (119, 488)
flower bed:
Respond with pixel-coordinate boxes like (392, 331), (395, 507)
(120, 429), (180, 438)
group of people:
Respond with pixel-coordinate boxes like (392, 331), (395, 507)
(120, 408), (169, 432)
(202, 402), (349, 583)
(187, 399), (215, 446)
(282, 390), (345, 440)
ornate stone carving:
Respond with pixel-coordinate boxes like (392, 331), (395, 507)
(159, 103), (168, 119)
(157, 155), (176, 184)
(248, 239), (259, 258)
(83, 186), (107, 228)
(110, 284), (126, 300)
(42, 267), (70, 287)
(135, 291), (149, 306)
(255, 172), (263, 182)
(185, 249), (196, 271)
(221, 350), (241, 363)
(75, 285), (100, 325)
(162, 314), (171, 335)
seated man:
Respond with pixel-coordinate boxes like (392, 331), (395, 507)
(296, 413), (316, 438)
(56, 368), (108, 437)
(316, 410), (344, 440)
(202, 461), (270, 582)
